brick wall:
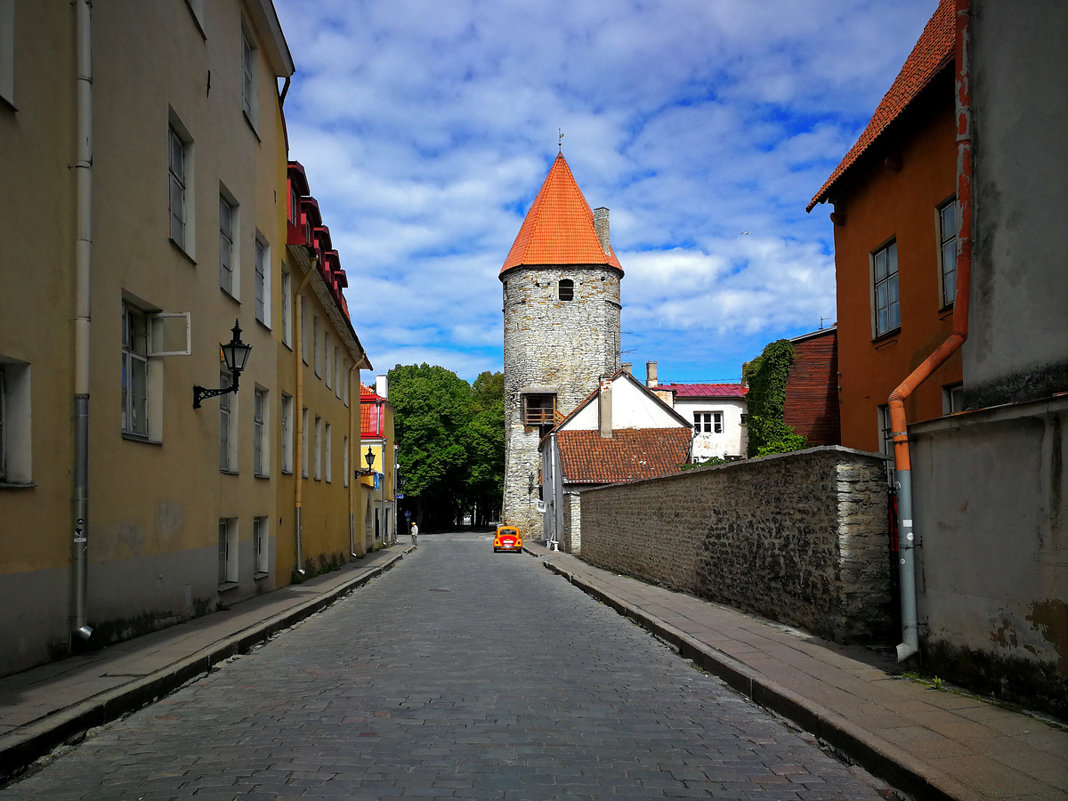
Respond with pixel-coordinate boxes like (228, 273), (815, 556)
(580, 446), (892, 643)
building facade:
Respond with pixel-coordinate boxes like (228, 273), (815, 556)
(500, 154), (623, 539)
(0, 0), (370, 677)
(782, 327), (841, 447)
(360, 377), (397, 550)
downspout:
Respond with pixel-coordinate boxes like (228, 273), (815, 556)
(71, 0), (94, 644)
(348, 362), (358, 558)
(292, 263), (316, 575)
(890, 0), (973, 661)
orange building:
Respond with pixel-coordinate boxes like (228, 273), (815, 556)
(808, 0), (961, 458)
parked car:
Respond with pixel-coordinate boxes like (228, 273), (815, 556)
(493, 525), (522, 553)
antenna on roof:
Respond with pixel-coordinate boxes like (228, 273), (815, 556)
(558, 128), (564, 153)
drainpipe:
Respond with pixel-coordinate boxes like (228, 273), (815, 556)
(71, 0), (94, 644)
(292, 264), (316, 575)
(890, 0), (973, 661)
(348, 362), (358, 558)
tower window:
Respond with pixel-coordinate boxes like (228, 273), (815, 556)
(558, 279), (574, 301)
(522, 394), (556, 426)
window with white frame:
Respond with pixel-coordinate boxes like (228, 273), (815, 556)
(241, 26), (257, 126)
(254, 233), (269, 325)
(280, 268), (292, 347)
(280, 393), (293, 474)
(938, 199), (957, 307)
(219, 193), (236, 296)
(942, 382), (965, 415)
(313, 416), (322, 480)
(122, 304), (150, 438)
(168, 119), (193, 253)
(325, 422), (332, 483)
(218, 518), (238, 587)
(343, 435), (349, 487)
(313, 316), (321, 376)
(219, 370), (236, 472)
(0, 358), (31, 484)
(693, 412), (723, 434)
(343, 364), (350, 407)
(300, 296), (308, 364)
(253, 516), (269, 577)
(873, 240), (900, 337)
(301, 407), (309, 477)
(253, 387), (268, 476)
(0, 0), (14, 107)
(324, 333), (332, 388)
(334, 350), (342, 399)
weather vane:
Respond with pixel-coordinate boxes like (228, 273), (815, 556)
(558, 128), (564, 152)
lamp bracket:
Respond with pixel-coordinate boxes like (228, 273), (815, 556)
(193, 381), (238, 409)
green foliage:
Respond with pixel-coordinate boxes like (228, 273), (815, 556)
(743, 339), (809, 457)
(677, 456), (729, 471)
(388, 364), (504, 530)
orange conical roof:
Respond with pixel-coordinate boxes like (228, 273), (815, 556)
(501, 154), (623, 276)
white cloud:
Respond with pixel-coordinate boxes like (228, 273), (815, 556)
(274, 0), (937, 383)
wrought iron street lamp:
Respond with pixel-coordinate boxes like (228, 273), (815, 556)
(193, 320), (252, 409)
(365, 446), (375, 470)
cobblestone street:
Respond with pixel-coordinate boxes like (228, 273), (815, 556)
(2, 533), (895, 800)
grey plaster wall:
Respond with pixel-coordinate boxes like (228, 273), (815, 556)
(965, 0), (1068, 407)
(501, 266), (621, 538)
(910, 397), (1067, 715)
(579, 447), (892, 643)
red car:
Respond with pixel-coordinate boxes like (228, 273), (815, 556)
(493, 525), (522, 553)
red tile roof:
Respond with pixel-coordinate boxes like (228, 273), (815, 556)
(557, 428), (691, 484)
(360, 387), (385, 438)
(658, 383), (748, 399)
(807, 0), (955, 212)
(501, 154), (623, 275)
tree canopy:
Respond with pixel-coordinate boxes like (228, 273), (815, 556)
(388, 364), (504, 531)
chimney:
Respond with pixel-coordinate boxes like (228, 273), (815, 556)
(375, 374), (388, 399)
(646, 361), (658, 389)
(622, 362), (632, 376)
(598, 376), (613, 439)
(593, 207), (610, 253)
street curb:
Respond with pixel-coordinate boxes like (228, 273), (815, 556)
(0, 547), (411, 782)
(541, 559), (968, 801)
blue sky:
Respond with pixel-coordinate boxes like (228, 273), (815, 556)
(273, 0), (938, 385)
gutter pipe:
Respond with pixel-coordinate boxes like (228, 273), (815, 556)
(890, 0), (973, 662)
(71, 0), (94, 644)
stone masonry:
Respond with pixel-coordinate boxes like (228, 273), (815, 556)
(502, 266), (621, 538)
(579, 446), (893, 643)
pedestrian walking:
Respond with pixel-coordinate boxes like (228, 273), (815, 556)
(410, 521), (418, 546)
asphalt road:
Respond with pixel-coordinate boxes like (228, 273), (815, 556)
(1, 532), (896, 800)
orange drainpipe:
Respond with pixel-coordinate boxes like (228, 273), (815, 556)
(890, 0), (973, 661)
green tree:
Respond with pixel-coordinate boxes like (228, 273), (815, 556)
(464, 371), (505, 524)
(743, 340), (808, 457)
(388, 364), (473, 530)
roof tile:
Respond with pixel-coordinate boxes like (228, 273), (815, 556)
(557, 428), (691, 484)
(658, 383), (748, 399)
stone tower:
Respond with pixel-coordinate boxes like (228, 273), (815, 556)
(500, 154), (623, 539)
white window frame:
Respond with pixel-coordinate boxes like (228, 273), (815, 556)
(325, 422), (332, 483)
(334, 350), (342, 399)
(938, 198), (958, 308)
(313, 316), (321, 377)
(301, 407), (309, 478)
(280, 393), (293, 474)
(280, 267), (292, 348)
(219, 192), (237, 297)
(313, 415), (322, 480)
(254, 233), (269, 326)
(942, 382), (965, 415)
(0, 358), (31, 484)
(219, 369), (237, 472)
(343, 435), (350, 487)
(218, 518), (238, 588)
(122, 305), (150, 439)
(168, 115), (194, 254)
(241, 25), (257, 127)
(300, 297), (308, 364)
(872, 240), (900, 338)
(324, 333), (332, 389)
(253, 516), (269, 577)
(253, 387), (268, 477)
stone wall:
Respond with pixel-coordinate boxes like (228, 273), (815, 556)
(501, 265), (621, 538)
(580, 447), (892, 643)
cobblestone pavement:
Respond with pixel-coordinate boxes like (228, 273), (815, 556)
(1, 533), (898, 800)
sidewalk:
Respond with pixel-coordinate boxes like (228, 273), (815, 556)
(524, 542), (1067, 801)
(0, 544), (413, 782)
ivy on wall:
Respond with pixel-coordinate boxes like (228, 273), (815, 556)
(743, 339), (808, 457)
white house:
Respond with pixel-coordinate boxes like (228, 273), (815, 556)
(655, 382), (748, 461)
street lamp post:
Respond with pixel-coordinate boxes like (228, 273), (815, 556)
(193, 320), (252, 409)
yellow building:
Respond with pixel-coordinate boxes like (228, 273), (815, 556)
(0, 0), (370, 677)
(359, 378), (398, 549)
